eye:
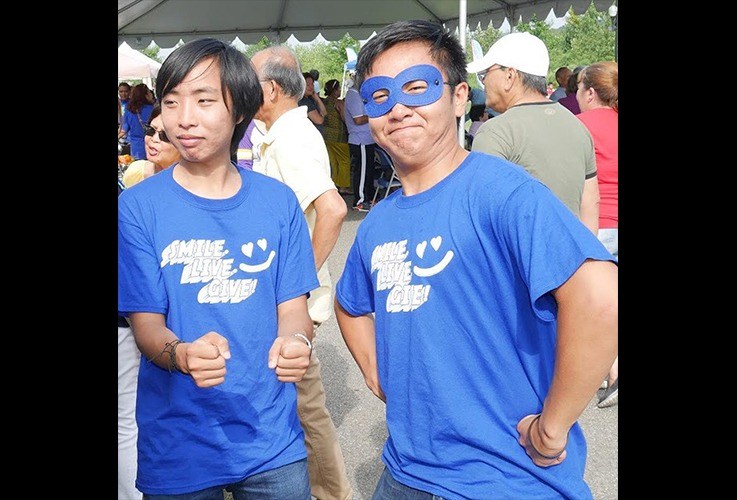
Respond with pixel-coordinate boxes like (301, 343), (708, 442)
(402, 79), (429, 95)
(371, 89), (390, 104)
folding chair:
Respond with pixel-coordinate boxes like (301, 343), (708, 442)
(371, 146), (402, 205)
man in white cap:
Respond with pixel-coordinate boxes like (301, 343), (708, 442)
(468, 32), (599, 234)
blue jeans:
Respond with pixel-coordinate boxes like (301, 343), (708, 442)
(372, 467), (445, 500)
(597, 228), (618, 261)
(143, 459), (310, 500)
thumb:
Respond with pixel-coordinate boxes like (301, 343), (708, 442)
(517, 414), (537, 435)
(215, 338), (231, 360)
(200, 331), (231, 360)
(268, 337), (286, 369)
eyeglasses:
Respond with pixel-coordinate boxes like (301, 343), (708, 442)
(478, 65), (505, 82)
(143, 124), (170, 143)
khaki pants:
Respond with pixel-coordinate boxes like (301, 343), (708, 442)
(296, 345), (353, 500)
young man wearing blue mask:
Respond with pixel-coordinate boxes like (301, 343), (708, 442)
(334, 20), (618, 500)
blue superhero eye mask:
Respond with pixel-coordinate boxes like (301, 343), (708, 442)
(360, 64), (449, 118)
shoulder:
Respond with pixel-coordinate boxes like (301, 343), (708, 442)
(122, 160), (151, 188)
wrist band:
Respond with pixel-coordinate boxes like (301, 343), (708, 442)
(149, 339), (185, 374)
(168, 339), (185, 373)
(526, 415), (565, 460)
(292, 333), (313, 356)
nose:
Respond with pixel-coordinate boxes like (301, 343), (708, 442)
(176, 100), (197, 130)
(386, 101), (413, 120)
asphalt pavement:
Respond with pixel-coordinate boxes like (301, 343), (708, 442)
(315, 199), (618, 500)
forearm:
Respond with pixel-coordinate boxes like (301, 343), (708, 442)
(277, 295), (315, 341)
(335, 300), (382, 398)
(311, 190), (347, 271)
(541, 260), (618, 445)
(308, 109), (325, 125)
(580, 177), (600, 235)
(313, 95), (328, 117)
(129, 312), (186, 372)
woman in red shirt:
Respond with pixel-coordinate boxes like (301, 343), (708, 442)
(577, 61), (619, 408)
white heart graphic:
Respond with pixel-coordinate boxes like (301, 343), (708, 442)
(242, 242), (254, 258)
(257, 238), (268, 251)
(430, 236), (442, 251)
(416, 241), (427, 259)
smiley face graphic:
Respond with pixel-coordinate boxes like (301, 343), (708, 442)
(412, 236), (454, 277)
(238, 238), (276, 273)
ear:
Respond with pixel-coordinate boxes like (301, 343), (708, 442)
(268, 80), (280, 101)
(504, 68), (517, 91)
(453, 81), (470, 118)
(587, 87), (597, 104)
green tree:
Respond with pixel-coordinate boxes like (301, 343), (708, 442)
(244, 36), (273, 59)
(562, 3), (615, 66)
(468, 21), (503, 54)
(141, 45), (162, 63)
(294, 33), (359, 89)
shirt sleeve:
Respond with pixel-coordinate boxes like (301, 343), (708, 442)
(274, 193), (320, 304)
(335, 235), (375, 316)
(270, 135), (336, 211)
(497, 180), (616, 321)
(344, 90), (366, 119)
(118, 193), (169, 316)
(471, 120), (511, 160)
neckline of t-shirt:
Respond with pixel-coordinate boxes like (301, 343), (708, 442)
(394, 153), (475, 209)
(165, 163), (252, 211)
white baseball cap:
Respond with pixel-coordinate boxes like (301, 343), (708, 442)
(467, 32), (549, 78)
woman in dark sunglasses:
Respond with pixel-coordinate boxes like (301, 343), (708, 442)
(122, 103), (181, 188)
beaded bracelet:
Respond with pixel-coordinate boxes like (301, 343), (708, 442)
(526, 414), (566, 460)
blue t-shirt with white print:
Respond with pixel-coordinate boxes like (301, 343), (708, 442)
(118, 166), (319, 495)
(336, 151), (616, 500)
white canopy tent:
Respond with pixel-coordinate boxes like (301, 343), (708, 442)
(118, 41), (162, 81)
(118, 0), (615, 48)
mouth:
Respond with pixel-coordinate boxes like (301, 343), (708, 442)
(177, 135), (202, 148)
(387, 124), (417, 135)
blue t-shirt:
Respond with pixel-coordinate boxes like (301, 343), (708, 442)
(118, 166), (319, 495)
(121, 103), (154, 160)
(336, 152), (615, 499)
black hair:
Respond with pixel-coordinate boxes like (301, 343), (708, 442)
(355, 20), (467, 89)
(147, 102), (161, 125)
(469, 104), (485, 122)
(155, 38), (263, 159)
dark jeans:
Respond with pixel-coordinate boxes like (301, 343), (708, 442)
(349, 142), (376, 206)
(143, 459), (310, 500)
(372, 467), (446, 500)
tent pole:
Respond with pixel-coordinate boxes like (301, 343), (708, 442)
(458, 0), (467, 147)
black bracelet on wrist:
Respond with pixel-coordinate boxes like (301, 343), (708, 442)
(149, 339), (185, 373)
(168, 339), (185, 373)
(526, 414), (566, 460)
